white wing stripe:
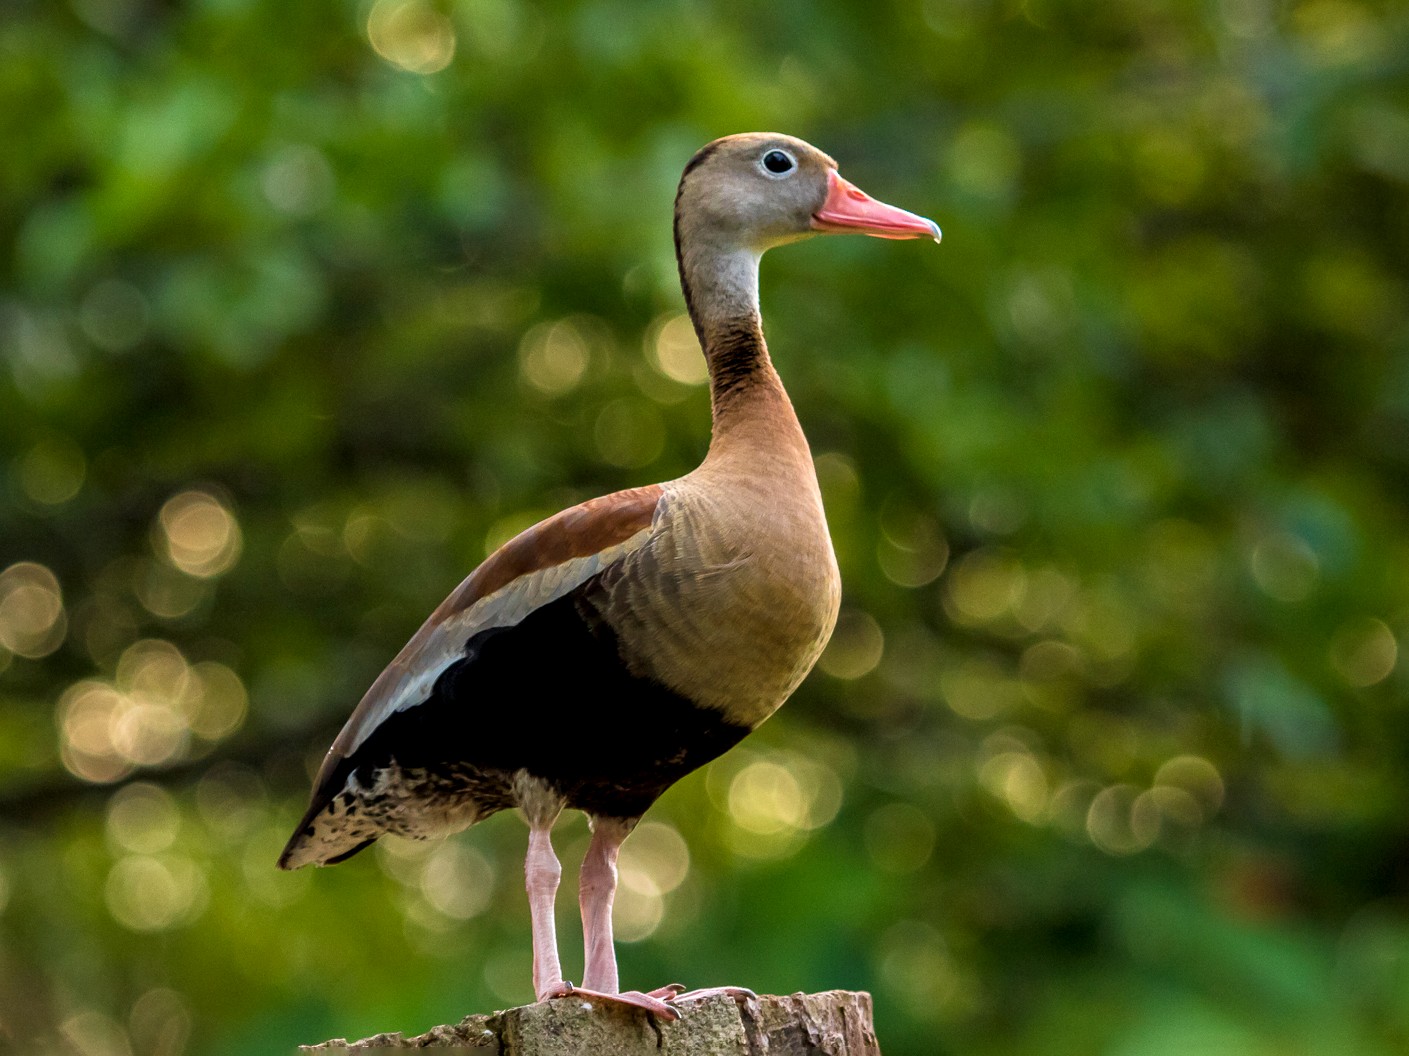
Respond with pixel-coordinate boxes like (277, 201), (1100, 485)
(344, 527), (653, 755)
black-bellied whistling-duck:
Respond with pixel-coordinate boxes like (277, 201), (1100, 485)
(279, 133), (939, 1019)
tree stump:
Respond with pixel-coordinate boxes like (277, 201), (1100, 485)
(301, 990), (880, 1054)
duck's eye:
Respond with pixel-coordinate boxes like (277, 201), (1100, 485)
(761, 149), (795, 176)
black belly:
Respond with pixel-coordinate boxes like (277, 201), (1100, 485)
(325, 577), (751, 822)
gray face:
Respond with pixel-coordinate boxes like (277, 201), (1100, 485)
(677, 133), (837, 251)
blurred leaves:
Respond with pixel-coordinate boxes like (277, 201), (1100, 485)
(2, 0), (1408, 1054)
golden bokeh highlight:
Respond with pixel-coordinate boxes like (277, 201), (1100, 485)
(646, 313), (708, 385)
(188, 661), (249, 739)
(614, 822), (690, 943)
(157, 491), (242, 578)
(1086, 784), (1159, 856)
(979, 750), (1049, 823)
(1047, 779), (1102, 842)
(58, 640), (248, 783)
(419, 843), (496, 920)
(0, 561), (66, 658)
(942, 549), (1027, 627)
(1067, 753), (1225, 855)
(1153, 755), (1225, 818)
(717, 751), (843, 859)
(519, 319), (589, 396)
(1144, 784), (1203, 830)
(134, 559), (210, 619)
(1012, 566), (1078, 634)
(878, 501), (949, 588)
(729, 760), (806, 835)
(59, 1011), (130, 1056)
(818, 609), (884, 680)
(106, 782), (180, 855)
(111, 709), (185, 769)
(1329, 617), (1398, 687)
(621, 822), (690, 894)
(367, 0), (456, 74)
(105, 854), (208, 932)
(877, 527), (949, 588)
(59, 683), (133, 783)
(129, 989), (192, 1056)
(612, 881), (664, 943)
(877, 919), (972, 1023)
(1019, 639), (1085, 687)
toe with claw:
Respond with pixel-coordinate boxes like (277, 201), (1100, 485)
(541, 981), (681, 1022)
(670, 985), (757, 1007)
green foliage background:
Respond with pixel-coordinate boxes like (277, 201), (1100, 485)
(3, 0), (1409, 1052)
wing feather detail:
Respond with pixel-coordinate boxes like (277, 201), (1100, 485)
(311, 484), (664, 794)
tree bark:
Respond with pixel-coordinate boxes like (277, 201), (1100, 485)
(301, 990), (881, 1054)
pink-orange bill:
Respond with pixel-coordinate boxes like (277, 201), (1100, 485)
(811, 169), (941, 242)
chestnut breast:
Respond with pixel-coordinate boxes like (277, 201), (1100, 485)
(594, 454), (841, 729)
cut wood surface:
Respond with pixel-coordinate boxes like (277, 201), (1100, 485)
(301, 989), (881, 1054)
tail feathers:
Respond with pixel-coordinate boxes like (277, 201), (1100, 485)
(278, 759), (492, 870)
(277, 791), (380, 870)
(278, 827), (378, 869)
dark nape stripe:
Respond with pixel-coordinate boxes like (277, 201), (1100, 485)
(679, 138), (724, 184)
(673, 202), (701, 336)
(707, 321), (768, 403)
(673, 140), (726, 339)
(672, 210), (698, 335)
(673, 141), (770, 407)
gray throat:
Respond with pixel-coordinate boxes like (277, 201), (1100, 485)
(674, 227), (772, 414)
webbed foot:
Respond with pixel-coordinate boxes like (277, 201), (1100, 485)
(540, 980), (682, 1022)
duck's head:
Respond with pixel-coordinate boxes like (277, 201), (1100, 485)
(675, 132), (941, 253)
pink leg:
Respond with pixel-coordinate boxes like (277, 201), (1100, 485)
(541, 815), (680, 1021)
(579, 816), (633, 993)
(525, 822), (564, 1000)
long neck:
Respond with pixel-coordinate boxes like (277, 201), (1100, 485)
(675, 221), (804, 466)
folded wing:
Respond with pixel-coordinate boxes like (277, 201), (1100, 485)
(278, 484), (664, 868)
